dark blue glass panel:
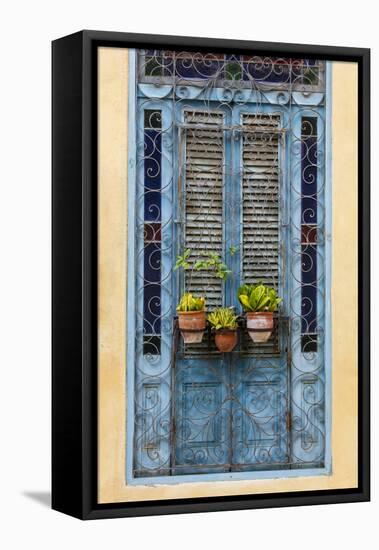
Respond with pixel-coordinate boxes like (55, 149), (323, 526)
(301, 244), (317, 334)
(143, 109), (162, 354)
(301, 118), (318, 223)
(242, 56), (290, 83)
(301, 116), (318, 351)
(143, 242), (161, 335)
(175, 54), (223, 79)
(242, 58), (319, 85)
(144, 129), (161, 222)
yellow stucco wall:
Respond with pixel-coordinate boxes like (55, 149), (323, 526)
(97, 48), (358, 504)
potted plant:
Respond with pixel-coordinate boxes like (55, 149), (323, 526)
(238, 283), (282, 343)
(176, 292), (206, 344)
(174, 248), (235, 344)
(208, 307), (239, 352)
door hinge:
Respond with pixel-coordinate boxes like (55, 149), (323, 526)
(286, 411), (292, 431)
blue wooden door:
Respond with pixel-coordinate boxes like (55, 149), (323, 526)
(229, 105), (290, 470)
(173, 107), (233, 474)
(173, 104), (290, 473)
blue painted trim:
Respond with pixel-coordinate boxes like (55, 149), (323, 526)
(126, 49), (137, 485)
(128, 467), (331, 486)
(324, 61), (333, 475)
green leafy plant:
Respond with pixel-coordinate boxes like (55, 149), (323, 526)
(238, 283), (282, 313)
(176, 292), (205, 312)
(208, 307), (238, 330)
(194, 252), (232, 281)
(174, 248), (234, 284)
(174, 248), (191, 271)
(174, 249), (236, 314)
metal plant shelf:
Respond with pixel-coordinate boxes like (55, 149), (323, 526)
(173, 314), (290, 360)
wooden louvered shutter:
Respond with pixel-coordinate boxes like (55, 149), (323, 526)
(242, 113), (281, 289)
(182, 111), (224, 308)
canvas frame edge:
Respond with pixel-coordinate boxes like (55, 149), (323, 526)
(52, 30), (370, 520)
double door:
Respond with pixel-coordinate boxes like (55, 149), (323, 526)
(173, 103), (290, 473)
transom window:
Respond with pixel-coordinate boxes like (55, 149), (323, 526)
(139, 50), (324, 90)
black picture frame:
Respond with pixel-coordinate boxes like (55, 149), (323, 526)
(52, 30), (370, 520)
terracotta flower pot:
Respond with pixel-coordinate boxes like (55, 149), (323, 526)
(178, 310), (206, 344)
(214, 330), (238, 352)
(246, 311), (274, 343)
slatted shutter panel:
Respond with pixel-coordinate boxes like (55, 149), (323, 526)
(183, 111), (224, 308)
(242, 113), (281, 289)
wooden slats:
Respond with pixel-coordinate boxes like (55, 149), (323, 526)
(183, 110), (224, 308)
(182, 111), (280, 304)
(242, 114), (280, 288)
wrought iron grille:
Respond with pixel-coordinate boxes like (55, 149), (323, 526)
(132, 49), (327, 478)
